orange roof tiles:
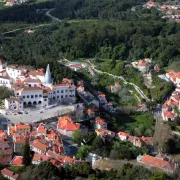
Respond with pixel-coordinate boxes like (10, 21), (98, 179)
(119, 132), (129, 137)
(139, 155), (175, 172)
(1, 168), (19, 180)
(31, 140), (48, 152)
(95, 117), (107, 126)
(28, 69), (45, 76)
(138, 60), (149, 67)
(14, 137), (26, 144)
(37, 123), (46, 134)
(58, 116), (80, 131)
(163, 111), (175, 119)
(32, 153), (49, 162)
(15, 122), (30, 130)
(10, 156), (23, 166)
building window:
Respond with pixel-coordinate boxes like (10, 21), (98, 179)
(53, 92), (55, 94)
(61, 95), (63, 98)
(66, 90), (68, 92)
(57, 90), (59, 93)
(61, 90), (64, 93)
(65, 95), (67, 97)
(23, 96), (25, 99)
(20, 102), (21, 104)
(44, 99), (47, 101)
(35, 95), (38, 98)
(31, 95), (34, 98)
(27, 96), (29, 98)
(17, 93), (19, 96)
(57, 96), (59, 98)
(39, 95), (42, 97)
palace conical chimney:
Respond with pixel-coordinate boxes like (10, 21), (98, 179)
(44, 64), (52, 84)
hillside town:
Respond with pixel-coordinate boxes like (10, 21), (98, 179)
(1, 54), (180, 179)
(0, 0), (180, 179)
(143, 0), (180, 22)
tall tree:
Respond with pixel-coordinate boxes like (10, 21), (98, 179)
(22, 138), (31, 166)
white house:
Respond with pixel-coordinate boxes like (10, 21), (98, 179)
(0, 76), (12, 88)
(117, 132), (129, 141)
(31, 140), (48, 154)
(14, 86), (48, 106)
(5, 97), (24, 112)
(6, 65), (28, 80)
(0, 59), (7, 72)
(1, 168), (19, 180)
(94, 117), (107, 130)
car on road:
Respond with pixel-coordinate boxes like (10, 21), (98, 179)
(24, 111), (28, 114)
(18, 112), (23, 114)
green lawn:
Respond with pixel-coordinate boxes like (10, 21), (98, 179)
(114, 112), (155, 137)
(8, 166), (24, 172)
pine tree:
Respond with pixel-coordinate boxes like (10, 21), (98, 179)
(22, 138), (31, 166)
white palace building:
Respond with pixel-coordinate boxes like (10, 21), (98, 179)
(0, 59), (76, 112)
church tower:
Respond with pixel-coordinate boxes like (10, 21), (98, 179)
(44, 64), (52, 85)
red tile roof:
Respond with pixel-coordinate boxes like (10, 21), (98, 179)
(95, 117), (107, 126)
(138, 60), (149, 67)
(1, 168), (19, 180)
(57, 116), (80, 131)
(31, 140), (48, 152)
(37, 123), (46, 134)
(118, 132), (129, 137)
(10, 156), (23, 166)
(163, 111), (175, 119)
(139, 155), (175, 172)
(32, 153), (49, 162)
(15, 123), (30, 130)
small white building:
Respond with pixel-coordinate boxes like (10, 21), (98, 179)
(0, 76), (12, 88)
(14, 86), (48, 107)
(94, 117), (107, 130)
(5, 97), (23, 112)
(6, 65), (27, 80)
(0, 59), (7, 72)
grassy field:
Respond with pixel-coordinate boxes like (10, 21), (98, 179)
(114, 112), (155, 136)
(8, 166), (24, 172)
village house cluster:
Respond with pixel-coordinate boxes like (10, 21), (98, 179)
(0, 58), (76, 112)
(0, 119), (85, 180)
(161, 70), (180, 121)
(143, 0), (180, 23)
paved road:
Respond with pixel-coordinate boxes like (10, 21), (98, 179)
(45, 8), (62, 22)
(61, 59), (150, 102)
(1, 24), (50, 35)
(5, 105), (75, 124)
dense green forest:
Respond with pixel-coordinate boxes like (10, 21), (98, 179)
(0, 19), (179, 68)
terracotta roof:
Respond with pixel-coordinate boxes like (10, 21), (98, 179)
(118, 132), (129, 137)
(163, 111), (175, 119)
(14, 137), (26, 144)
(21, 86), (43, 92)
(1, 168), (19, 180)
(31, 140), (47, 152)
(37, 123), (46, 134)
(139, 155), (175, 172)
(49, 158), (62, 168)
(16, 123), (30, 130)
(23, 78), (41, 83)
(28, 69), (45, 76)
(95, 117), (107, 126)
(138, 60), (149, 67)
(58, 116), (80, 131)
(32, 153), (49, 162)
(10, 156), (23, 166)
